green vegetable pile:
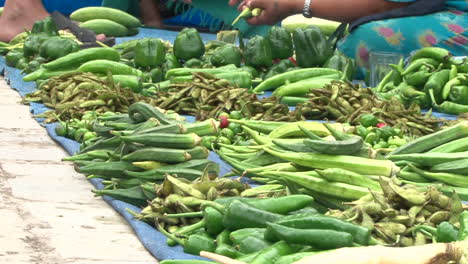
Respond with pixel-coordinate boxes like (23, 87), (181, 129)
(292, 80), (444, 137)
(23, 72), (158, 123)
(375, 47), (468, 115)
(327, 178), (465, 246)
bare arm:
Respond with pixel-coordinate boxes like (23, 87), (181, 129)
(229, 0), (410, 25)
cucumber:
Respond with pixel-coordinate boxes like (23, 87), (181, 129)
(428, 137), (468, 153)
(121, 133), (202, 149)
(389, 121), (468, 155)
(80, 19), (128, 37)
(303, 136), (363, 155)
(128, 102), (172, 124)
(78, 59), (143, 77)
(121, 148), (192, 163)
(70, 7), (141, 28)
(43, 48), (120, 70)
(430, 158), (468, 174)
(79, 161), (143, 178)
(387, 151), (468, 166)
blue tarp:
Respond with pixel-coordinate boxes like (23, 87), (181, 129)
(0, 27), (459, 262)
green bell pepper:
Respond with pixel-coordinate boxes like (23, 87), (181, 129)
(323, 52), (355, 80)
(5, 50), (24, 67)
(173, 28), (205, 60)
(23, 33), (50, 58)
(267, 26), (293, 60)
(210, 44), (242, 67)
(449, 85), (468, 105)
(39, 37), (80, 60)
(162, 53), (182, 77)
(184, 58), (204, 68)
(134, 38), (166, 68)
(264, 59), (295, 80)
(244, 36), (273, 68)
(31, 16), (58, 36)
(148, 67), (163, 83)
(293, 26), (331, 68)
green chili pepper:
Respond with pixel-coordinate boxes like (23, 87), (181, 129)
(157, 224), (216, 255)
(174, 28), (205, 60)
(436, 101), (468, 115)
(238, 236), (272, 254)
(424, 69), (450, 105)
(264, 213), (371, 246)
(215, 244), (242, 259)
(210, 44), (242, 67)
(267, 223), (354, 250)
(404, 70), (432, 88)
(402, 58), (439, 76)
(221, 200), (283, 230)
(230, 228), (266, 245)
(250, 241), (296, 264)
(267, 26), (294, 60)
(293, 26), (331, 68)
(134, 38), (166, 68)
(244, 36), (273, 68)
(442, 77), (462, 100)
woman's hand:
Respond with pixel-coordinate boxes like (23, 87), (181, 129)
(230, 0), (303, 25)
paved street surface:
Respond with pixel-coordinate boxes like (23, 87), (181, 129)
(0, 76), (157, 264)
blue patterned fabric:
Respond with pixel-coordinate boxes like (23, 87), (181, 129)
(338, 0), (468, 77)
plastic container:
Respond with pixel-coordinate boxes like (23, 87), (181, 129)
(369, 51), (403, 88)
(0, 0), (103, 15)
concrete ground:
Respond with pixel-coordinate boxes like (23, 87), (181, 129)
(0, 76), (157, 264)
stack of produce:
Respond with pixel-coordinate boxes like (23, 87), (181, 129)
(327, 178), (465, 246)
(2, 16), (80, 73)
(23, 72), (158, 123)
(63, 102), (221, 207)
(386, 121), (468, 199)
(292, 80), (444, 136)
(149, 72), (294, 121)
(354, 114), (410, 150)
(375, 47), (468, 115)
(70, 7), (141, 37)
(128, 175), (279, 231)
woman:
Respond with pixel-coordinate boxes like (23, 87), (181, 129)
(228, 0), (468, 77)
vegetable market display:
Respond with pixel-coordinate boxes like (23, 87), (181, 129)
(2, 9), (468, 264)
(375, 47), (468, 115)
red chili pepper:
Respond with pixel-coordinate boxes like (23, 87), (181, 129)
(289, 57), (297, 66)
(219, 116), (229, 128)
(377, 123), (387, 128)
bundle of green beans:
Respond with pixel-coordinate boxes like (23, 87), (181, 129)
(24, 72), (159, 123)
(62, 102), (223, 208)
(148, 72), (295, 122)
(327, 177), (464, 247)
(375, 47), (468, 115)
(293, 80), (444, 137)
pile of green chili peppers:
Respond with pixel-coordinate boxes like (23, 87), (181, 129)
(156, 194), (381, 264)
(375, 47), (468, 115)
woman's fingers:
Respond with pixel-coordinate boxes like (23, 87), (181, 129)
(228, 0), (242, 6)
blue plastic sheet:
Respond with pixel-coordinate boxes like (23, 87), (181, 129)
(0, 27), (459, 262)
